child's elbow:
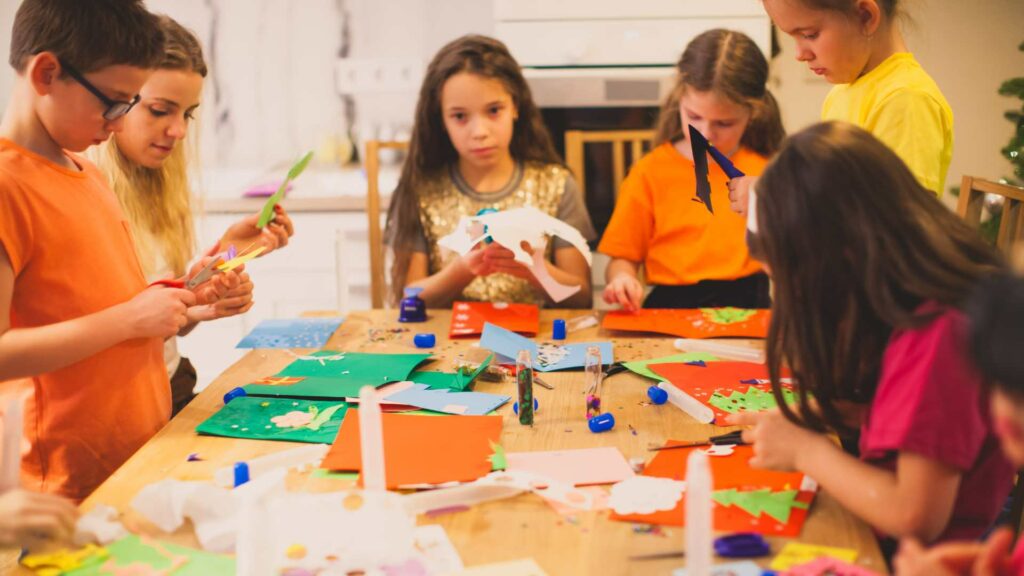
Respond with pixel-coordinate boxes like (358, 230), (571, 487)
(891, 508), (950, 544)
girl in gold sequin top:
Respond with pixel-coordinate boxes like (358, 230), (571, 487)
(385, 35), (595, 308)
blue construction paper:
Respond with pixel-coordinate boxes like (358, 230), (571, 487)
(479, 323), (613, 372)
(386, 383), (510, 415)
(236, 318), (345, 349)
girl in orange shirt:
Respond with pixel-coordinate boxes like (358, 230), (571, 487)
(598, 29), (784, 309)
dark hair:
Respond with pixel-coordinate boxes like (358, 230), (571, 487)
(9, 0), (165, 73)
(385, 34), (563, 304)
(654, 29), (785, 157)
(968, 272), (1024, 396)
(749, 121), (1003, 434)
(787, 0), (899, 18)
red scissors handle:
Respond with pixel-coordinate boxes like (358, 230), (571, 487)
(149, 279), (185, 289)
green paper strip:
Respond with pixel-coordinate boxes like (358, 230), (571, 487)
(257, 151), (314, 228)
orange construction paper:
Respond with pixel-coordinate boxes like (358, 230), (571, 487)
(611, 445), (814, 537)
(449, 301), (539, 337)
(649, 361), (794, 424)
(321, 411), (503, 488)
(602, 308), (771, 339)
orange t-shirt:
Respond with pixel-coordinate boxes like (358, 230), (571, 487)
(598, 142), (767, 286)
(0, 139), (169, 501)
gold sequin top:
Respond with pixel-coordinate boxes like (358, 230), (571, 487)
(418, 162), (573, 305)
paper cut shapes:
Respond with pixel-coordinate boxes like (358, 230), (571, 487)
(449, 301), (539, 337)
(779, 557), (880, 576)
(611, 445), (815, 536)
(217, 245), (266, 272)
(63, 535), (235, 575)
(437, 206), (593, 302)
(506, 447), (634, 487)
(196, 397), (348, 444)
(622, 352), (719, 382)
(603, 308), (771, 339)
(236, 317), (344, 349)
(649, 361), (795, 424)
(479, 323), (613, 372)
(409, 353), (493, 392)
(713, 488), (809, 525)
(257, 150), (313, 228)
(770, 542), (859, 571)
(243, 351), (431, 399)
(376, 381), (510, 415)
(321, 411), (503, 488)
(608, 476), (686, 515)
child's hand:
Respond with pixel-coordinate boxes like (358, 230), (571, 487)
(219, 205), (295, 256)
(481, 243), (535, 280)
(973, 526), (1016, 576)
(894, 537), (980, 576)
(0, 489), (78, 550)
(187, 270), (255, 322)
(725, 409), (826, 471)
(125, 285), (195, 339)
(603, 273), (644, 311)
(727, 175), (757, 216)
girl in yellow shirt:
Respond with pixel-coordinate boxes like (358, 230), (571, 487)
(730, 0), (953, 213)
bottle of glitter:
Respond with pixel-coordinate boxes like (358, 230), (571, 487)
(516, 349), (534, 425)
(584, 346), (602, 420)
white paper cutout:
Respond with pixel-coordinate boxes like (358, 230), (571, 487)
(402, 469), (593, 516)
(608, 476), (686, 515)
(74, 504), (127, 545)
(703, 444), (736, 457)
(437, 206), (593, 302)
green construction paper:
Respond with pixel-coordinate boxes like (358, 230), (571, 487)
(708, 386), (797, 415)
(701, 307), (758, 325)
(713, 488), (809, 525)
(623, 352), (720, 382)
(66, 535), (234, 575)
(196, 397), (348, 443)
(257, 150), (314, 228)
(489, 441), (507, 471)
(244, 351), (432, 398)
(411, 353), (493, 392)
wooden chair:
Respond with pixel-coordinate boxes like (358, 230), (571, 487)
(364, 140), (408, 309)
(564, 129), (655, 202)
(957, 176), (1024, 253)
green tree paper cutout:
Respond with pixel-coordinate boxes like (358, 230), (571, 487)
(489, 440), (507, 471)
(713, 488), (809, 524)
(257, 150), (314, 228)
(708, 386), (797, 414)
(701, 307), (758, 325)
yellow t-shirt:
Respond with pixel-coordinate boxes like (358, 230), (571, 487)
(822, 52), (953, 196)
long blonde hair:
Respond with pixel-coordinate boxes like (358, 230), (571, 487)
(95, 15), (206, 277)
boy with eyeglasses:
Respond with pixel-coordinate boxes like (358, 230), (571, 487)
(0, 0), (211, 503)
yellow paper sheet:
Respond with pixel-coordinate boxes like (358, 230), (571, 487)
(770, 541), (858, 571)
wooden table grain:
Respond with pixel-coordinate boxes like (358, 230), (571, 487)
(5, 310), (888, 575)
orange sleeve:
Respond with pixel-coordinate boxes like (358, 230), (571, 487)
(597, 164), (654, 263)
(0, 172), (33, 275)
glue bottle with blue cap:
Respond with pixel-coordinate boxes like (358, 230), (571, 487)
(399, 286), (427, 323)
(516, 349), (534, 425)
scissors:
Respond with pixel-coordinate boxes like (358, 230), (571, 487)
(185, 256), (225, 289)
(648, 430), (746, 451)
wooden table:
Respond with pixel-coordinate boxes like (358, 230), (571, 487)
(11, 310), (888, 575)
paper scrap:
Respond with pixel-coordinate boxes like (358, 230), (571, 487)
(608, 476), (686, 515)
(770, 542), (858, 571)
(506, 447), (634, 487)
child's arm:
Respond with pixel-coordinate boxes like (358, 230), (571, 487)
(404, 251), (477, 308)
(216, 204), (295, 256)
(603, 258), (644, 311)
(731, 410), (961, 542)
(0, 245), (195, 380)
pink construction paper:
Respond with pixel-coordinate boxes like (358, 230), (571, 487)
(506, 447), (634, 486)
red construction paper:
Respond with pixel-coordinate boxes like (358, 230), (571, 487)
(610, 445), (814, 536)
(602, 308), (770, 339)
(321, 411), (502, 488)
(449, 301), (539, 337)
(649, 361), (794, 424)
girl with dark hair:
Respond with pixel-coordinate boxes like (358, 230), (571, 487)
(599, 29), (783, 310)
(733, 122), (1013, 548)
(385, 35), (595, 308)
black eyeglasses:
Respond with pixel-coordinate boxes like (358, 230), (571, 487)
(58, 58), (140, 121)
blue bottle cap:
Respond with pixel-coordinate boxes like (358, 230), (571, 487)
(588, 412), (615, 433)
(233, 462), (250, 487)
(552, 319), (567, 340)
(512, 398), (540, 415)
(403, 286), (424, 299)
(413, 333), (436, 348)
(647, 385), (668, 405)
(223, 387), (247, 404)
(476, 208), (499, 216)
